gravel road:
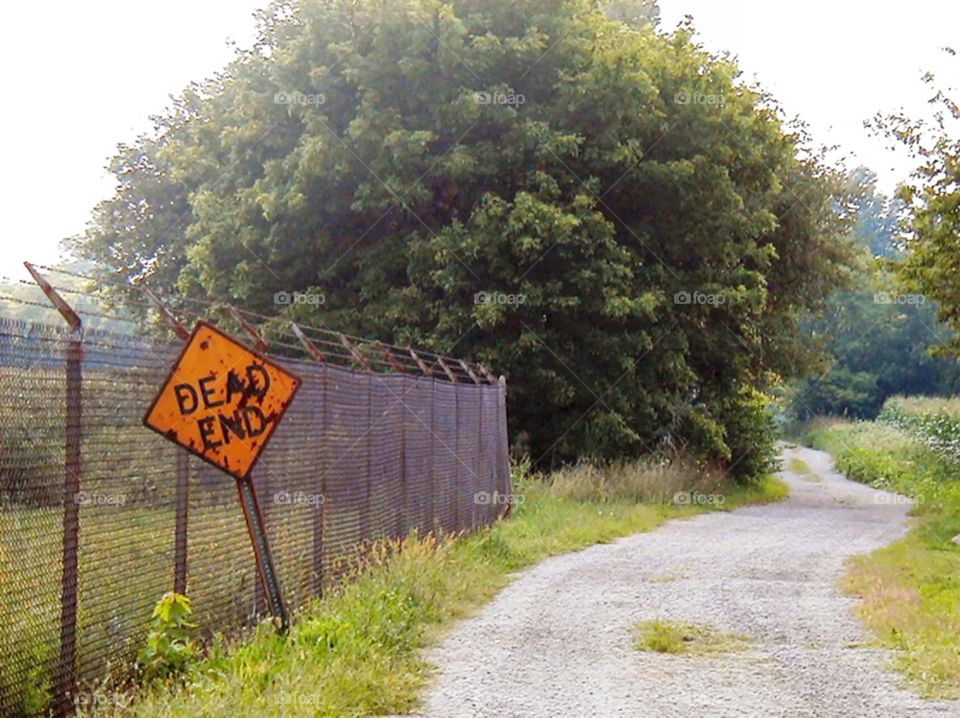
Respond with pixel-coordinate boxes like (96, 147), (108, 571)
(421, 445), (960, 717)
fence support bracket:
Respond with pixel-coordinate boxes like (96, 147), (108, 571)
(437, 357), (458, 384)
(290, 322), (327, 362)
(479, 363), (497, 385)
(225, 305), (268, 353)
(409, 348), (433, 378)
(376, 341), (405, 373)
(24, 262), (81, 330)
(141, 287), (190, 341)
(459, 360), (482, 385)
(338, 333), (370, 370)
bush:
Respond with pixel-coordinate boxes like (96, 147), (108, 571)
(716, 388), (780, 482)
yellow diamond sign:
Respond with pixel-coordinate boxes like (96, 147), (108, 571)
(143, 322), (301, 479)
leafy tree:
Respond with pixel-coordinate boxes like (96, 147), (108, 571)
(789, 169), (960, 420)
(68, 0), (854, 477)
(844, 167), (904, 259)
(870, 58), (960, 353)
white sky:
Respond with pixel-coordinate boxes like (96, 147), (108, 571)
(1, 0), (957, 285)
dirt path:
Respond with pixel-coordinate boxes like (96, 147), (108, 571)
(422, 445), (960, 717)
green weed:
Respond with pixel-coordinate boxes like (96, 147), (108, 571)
(633, 619), (752, 655)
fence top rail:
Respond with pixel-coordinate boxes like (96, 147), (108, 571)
(1, 263), (499, 384)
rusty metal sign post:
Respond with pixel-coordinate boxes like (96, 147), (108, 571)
(143, 321), (301, 632)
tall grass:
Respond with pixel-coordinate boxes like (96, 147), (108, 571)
(879, 396), (960, 465)
(883, 395), (960, 417)
(544, 454), (702, 503)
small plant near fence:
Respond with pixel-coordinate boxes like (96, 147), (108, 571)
(138, 593), (200, 684)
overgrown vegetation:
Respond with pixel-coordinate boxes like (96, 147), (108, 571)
(808, 412), (960, 699)
(79, 460), (786, 717)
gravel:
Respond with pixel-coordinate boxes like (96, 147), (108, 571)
(421, 445), (960, 717)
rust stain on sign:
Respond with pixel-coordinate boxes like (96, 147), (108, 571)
(143, 322), (301, 479)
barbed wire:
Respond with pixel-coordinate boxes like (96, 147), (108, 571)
(3, 263), (496, 383)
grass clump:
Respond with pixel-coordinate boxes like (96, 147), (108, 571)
(786, 457), (811, 474)
(633, 619), (752, 655)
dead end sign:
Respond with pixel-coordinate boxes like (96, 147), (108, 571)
(143, 321), (301, 479)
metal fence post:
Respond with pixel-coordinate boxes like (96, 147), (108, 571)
(399, 381), (407, 538)
(173, 453), (189, 595)
(437, 359), (459, 531)
(141, 288), (192, 597)
(499, 376), (512, 518)
(409, 351), (435, 533)
(289, 322), (327, 598)
(24, 263), (82, 717)
(461, 361), (483, 529)
(59, 329), (82, 717)
(363, 372), (372, 542)
(316, 366), (327, 597)
(429, 378), (437, 532)
(477, 382), (484, 526)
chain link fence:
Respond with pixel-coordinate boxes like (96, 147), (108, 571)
(0, 316), (510, 717)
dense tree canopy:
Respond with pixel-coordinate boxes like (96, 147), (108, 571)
(69, 0), (855, 477)
(790, 169), (960, 420)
